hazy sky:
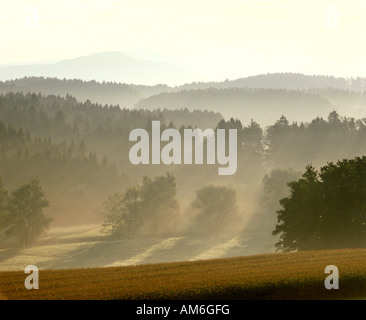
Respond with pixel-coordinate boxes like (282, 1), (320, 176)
(1, 0), (366, 82)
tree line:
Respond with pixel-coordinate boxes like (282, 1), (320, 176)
(2, 91), (366, 251)
(102, 173), (239, 239)
(3, 91), (366, 176)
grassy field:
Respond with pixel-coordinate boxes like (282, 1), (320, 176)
(0, 223), (276, 270)
(1, 248), (366, 300)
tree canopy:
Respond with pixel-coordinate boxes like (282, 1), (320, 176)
(273, 157), (366, 251)
(102, 173), (180, 238)
(1, 179), (51, 248)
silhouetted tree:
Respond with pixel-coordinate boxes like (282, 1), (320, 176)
(6, 179), (51, 248)
(102, 173), (180, 238)
(273, 157), (366, 251)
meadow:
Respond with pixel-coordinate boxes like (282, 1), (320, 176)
(1, 248), (366, 300)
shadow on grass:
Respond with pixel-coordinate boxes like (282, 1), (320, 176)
(124, 276), (366, 300)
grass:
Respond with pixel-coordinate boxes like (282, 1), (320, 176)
(1, 248), (366, 300)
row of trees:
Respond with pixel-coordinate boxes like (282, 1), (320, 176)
(218, 111), (366, 172)
(5, 157), (366, 252)
(102, 173), (239, 238)
(4, 92), (366, 170)
(4, 91), (366, 181)
(0, 179), (51, 248)
(3, 156), (365, 253)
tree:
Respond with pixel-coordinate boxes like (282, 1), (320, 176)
(242, 119), (263, 156)
(265, 115), (294, 167)
(6, 179), (51, 248)
(273, 157), (366, 252)
(240, 119), (264, 178)
(102, 187), (140, 238)
(102, 173), (180, 238)
(138, 173), (180, 236)
(192, 185), (238, 235)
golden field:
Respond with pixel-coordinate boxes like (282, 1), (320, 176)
(1, 248), (366, 300)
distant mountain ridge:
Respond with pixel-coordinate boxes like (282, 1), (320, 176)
(1, 51), (366, 91)
(0, 52), (189, 86)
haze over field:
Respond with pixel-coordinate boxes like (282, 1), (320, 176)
(1, 1), (366, 272)
(0, 223), (276, 271)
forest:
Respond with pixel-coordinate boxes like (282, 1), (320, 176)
(1, 76), (366, 251)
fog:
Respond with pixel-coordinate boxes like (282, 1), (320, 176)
(1, 74), (366, 269)
(3, 1), (366, 81)
(1, 0), (366, 270)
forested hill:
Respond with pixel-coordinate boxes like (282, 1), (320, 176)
(0, 92), (221, 225)
(176, 73), (366, 91)
(2, 91), (366, 180)
(2, 91), (366, 227)
(2, 75), (366, 126)
(136, 87), (335, 125)
(0, 77), (142, 108)
(2, 74), (365, 100)
(0, 77), (181, 108)
(0, 119), (126, 226)
(0, 92), (221, 142)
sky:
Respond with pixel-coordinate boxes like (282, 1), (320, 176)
(1, 0), (366, 83)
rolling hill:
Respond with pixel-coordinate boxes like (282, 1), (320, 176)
(2, 73), (366, 126)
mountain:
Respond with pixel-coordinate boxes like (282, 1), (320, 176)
(0, 52), (189, 86)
